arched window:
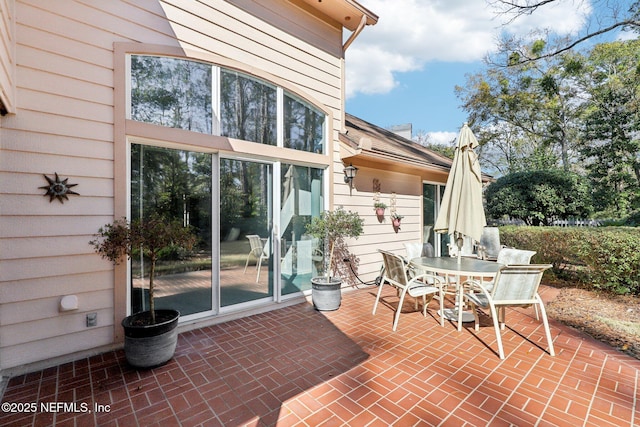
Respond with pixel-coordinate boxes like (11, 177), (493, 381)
(129, 55), (326, 154)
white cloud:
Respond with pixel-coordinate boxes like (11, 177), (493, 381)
(426, 131), (457, 146)
(346, 0), (591, 98)
(617, 29), (638, 41)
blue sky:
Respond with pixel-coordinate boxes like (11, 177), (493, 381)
(347, 61), (484, 143)
(345, 0), (636, 144)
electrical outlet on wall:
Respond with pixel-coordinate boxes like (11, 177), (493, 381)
(86, 312), (97, 327)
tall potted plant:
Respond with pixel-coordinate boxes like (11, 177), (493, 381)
(90, 215), (196, 368)
(305, 207), (364, 310)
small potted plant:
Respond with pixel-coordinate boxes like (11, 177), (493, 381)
(391, 212), (403, 230)
(374, 201), (387, 218)
(90, 215), (196, 368)
(305, 207), (364, 310)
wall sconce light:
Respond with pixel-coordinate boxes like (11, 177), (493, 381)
(343, 164), (358, 195)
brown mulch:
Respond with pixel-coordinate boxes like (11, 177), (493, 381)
(545, 285), (640, 360)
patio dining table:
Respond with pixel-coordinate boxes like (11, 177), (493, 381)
(410, 256), (503, 331)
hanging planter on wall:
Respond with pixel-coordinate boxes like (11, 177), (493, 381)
(391, 213), (403, 232)
(374, 202), (387, 222)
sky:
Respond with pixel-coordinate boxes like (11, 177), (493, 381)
(345, 0), (636, 145)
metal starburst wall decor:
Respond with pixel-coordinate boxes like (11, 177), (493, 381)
(40, 173), (79, 203)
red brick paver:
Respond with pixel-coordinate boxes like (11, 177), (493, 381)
(1, 285), (639, 426)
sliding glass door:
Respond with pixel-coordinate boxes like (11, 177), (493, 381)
(131, 144), (325, 317)
(280, 164), (324, 295)
(219, 159), (274, 306)
(131, 144), (213, 317)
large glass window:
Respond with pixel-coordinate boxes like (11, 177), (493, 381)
(283, 93), (325, 154)
(131, 144), (213, 317)
(220, 70), (277, 145)
(130, 56), (212, 134)
(129, 55), (326, 153)
(280, 164), (324, 295)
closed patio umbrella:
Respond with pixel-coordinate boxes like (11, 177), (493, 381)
(434, 123), (486, 260)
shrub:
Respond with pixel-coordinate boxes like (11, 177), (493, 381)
(500, 226), (640, 295)
(486, 170), (593, 225)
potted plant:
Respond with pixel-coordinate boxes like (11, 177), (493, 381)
(305, 207), (364, 310)
(373, 201), (387, 218)
(391, 212), (403, 230)
(90, 215), (196, 368)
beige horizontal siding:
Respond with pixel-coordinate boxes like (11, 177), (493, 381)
(0, 172), (113, 198)
(0, 194), (113, 217)
(1, 110), (114, 141)
(229, 0), (341, 56)
(1, 150), (112, 177)
(18, 88), (114, 123)
(1, 235), (102, 260)
(0, 289), (113, 326)
(0, 271), (112, 304)
(1, 323), (114, 369)
(0, 254), (109, 282)
(19, 0), (174, 50)
(0, 0), (15, 112)
(2, 313), (113, 347)
(0, 215), (115, 238)
(1, 128), (114, 159)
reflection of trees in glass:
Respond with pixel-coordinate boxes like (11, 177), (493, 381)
(131, 145), (212, 250)
(130, 56), (327, 153)
(221, 70), (277, 145)
(220, 159), (271, 238)
(281, 165), (323, 242)
(284, 93), (324, 153)
(131, 55), (212, 134)
(422, 184), (436, 225)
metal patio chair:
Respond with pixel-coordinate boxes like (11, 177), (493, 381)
(243, 235), (269, 282)
(373, 250), (445, 331)
(463, 264), (555, 359)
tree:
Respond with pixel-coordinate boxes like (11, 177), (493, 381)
(577, 39), (640, 217)
(456, 49), (583, 174)
(413, 130), (456, 159)
(489, 0), (640, 66)
(305, 207), (364, 280)
(91, 216), (197, 324)
(485, 170), (593, 225)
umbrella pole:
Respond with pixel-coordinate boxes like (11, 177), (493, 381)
(456, 232), (463, 264)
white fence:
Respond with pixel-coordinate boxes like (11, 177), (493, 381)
(551, 219), (602, 227)
(493, 218), (602, 227)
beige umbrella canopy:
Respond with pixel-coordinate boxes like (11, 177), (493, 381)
(434, 123), (486, 256)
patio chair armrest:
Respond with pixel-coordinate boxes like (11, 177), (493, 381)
(412, 273), (444, 286)
(461, 278), (491, 295)
(462, 279), (492, 307)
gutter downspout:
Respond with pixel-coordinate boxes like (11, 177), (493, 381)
(342, 14), (367, 52)
(340, 14), (368, 133)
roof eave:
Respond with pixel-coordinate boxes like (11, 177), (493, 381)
(295, 0), (378, 31)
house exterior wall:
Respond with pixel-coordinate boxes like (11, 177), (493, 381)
(0, 0), (15, 114)
(336, 166), (425, 284)
(0, 0), (349, 372)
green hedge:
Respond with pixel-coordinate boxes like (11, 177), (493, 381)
(500, 226), (640, 295)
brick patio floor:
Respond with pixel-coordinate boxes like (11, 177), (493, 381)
(1, 284), (639, 426)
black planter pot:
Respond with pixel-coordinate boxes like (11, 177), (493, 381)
(121, 309), (180, 369)
(311, 277), (342, 311)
